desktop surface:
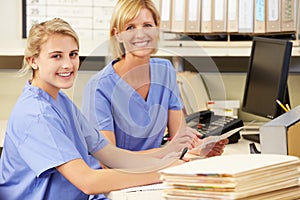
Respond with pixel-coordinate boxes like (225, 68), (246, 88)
(107, 137), (261, 199)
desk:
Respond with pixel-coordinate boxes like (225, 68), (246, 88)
(107, 136), (260, 200)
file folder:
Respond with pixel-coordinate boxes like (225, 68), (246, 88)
(238, 0), (254, 33)
(160, 0), (172, 31)
(227, 0), (238, 32)
(185, 0), (201, 33)
(266, 0), (281, 32)
(281, 0), (297, 32)
(171, 0), (186, 32)
(254, 0), (266, 33)
(212, 0), (227, 32)
(201, 0), (212, 33)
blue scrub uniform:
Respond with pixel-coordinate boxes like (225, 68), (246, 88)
(0, 82), (108, 200)
(82, 58), (182, 151)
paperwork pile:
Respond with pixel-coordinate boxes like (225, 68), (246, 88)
(160, 154), (300, 199)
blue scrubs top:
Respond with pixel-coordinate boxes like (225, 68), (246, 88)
(82, 58), (182, 151)
(0, 82), (109, 200)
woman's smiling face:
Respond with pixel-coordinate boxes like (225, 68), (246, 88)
(117, 8), (159, 58)
(30, 33), (79, 99)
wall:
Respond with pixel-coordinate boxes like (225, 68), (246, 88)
(1, 69), (300, 122)
(0, 0), (22, 40)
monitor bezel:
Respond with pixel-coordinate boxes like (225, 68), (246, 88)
(242, 37), (292, 119)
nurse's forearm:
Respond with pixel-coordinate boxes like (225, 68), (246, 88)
(93, 144), (177, 173)
(56, 158), (161, 195)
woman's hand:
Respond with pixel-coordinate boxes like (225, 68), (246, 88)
(167, 126), (201, 152)
(189, 137), (229, 157)
(153, 127), (201, 159)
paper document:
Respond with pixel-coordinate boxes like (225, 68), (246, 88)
(195, 126), (244, 150)
(119, 183), (171, 193)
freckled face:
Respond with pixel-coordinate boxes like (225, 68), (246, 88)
(31, 34), (79, 98)
(117, 8), (159, 58)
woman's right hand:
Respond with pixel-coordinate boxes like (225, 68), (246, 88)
(161, 127), (201, 159)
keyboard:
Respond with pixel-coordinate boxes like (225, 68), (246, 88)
(242, 134), (260, 143)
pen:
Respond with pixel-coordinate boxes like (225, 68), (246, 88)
(179, 147), (188, 160)
(276, 99), (288, 113)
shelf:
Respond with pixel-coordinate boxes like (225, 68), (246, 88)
(1, 38), (300, 58)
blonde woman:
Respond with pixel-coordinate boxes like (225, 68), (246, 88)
(0, 18), (193, 200)
(82, 0), (228, 158)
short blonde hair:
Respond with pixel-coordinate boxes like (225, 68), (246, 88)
(19, 18), (79, 76)
(109, 0), (160, 59)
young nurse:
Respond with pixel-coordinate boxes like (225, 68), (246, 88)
(82, 0), (228, 158)
(0, 18), (195, 200)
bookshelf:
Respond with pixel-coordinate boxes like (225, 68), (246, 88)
(1, 0), (300, 70)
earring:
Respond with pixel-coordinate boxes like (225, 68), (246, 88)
(32, 65), (38, 70)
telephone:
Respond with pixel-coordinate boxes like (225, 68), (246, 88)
(186, 110), (243, 144)
(174, 71), (243, 144)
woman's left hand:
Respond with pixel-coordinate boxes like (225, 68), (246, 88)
(189, 137), (229, 157)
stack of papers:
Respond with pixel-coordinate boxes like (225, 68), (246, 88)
(160, 154), (300, 199)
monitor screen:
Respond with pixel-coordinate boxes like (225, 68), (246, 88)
(242, 37), (292, 119)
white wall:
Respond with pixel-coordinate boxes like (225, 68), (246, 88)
(0, 0), (23, 40)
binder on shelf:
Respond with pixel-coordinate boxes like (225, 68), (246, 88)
(238, 0), (254, 33)
(254, 0), (266, 33)
(171, 0), (186, 32)
(266, 0), (281, 32)
(185, 0), (201, 33)
(281, 0), (297, 32)
(160, 0), (172, 31)
(212, 0), (227, 32)
(201, 0), (212, 33)
(227, 0), (238, 32)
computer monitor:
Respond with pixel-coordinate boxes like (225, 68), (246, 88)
(242, 37), (292, 120)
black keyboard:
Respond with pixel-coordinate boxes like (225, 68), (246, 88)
(242, 134), (260, 143)
(186, 110), (243, 144)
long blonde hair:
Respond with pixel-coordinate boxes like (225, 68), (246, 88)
(109, 0), (161, 59)
(19, 18), (79, 77)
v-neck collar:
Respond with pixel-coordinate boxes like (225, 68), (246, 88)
(110, 60), (152, 104)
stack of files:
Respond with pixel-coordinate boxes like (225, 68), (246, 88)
(160, 154), (300, 199)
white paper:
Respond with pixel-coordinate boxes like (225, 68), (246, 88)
(120, 183), (171, 192)
(194, 126), (244, 150)
(160, 154), (299, 175)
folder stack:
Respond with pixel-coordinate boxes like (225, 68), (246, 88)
(160, 154), (300, 199)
